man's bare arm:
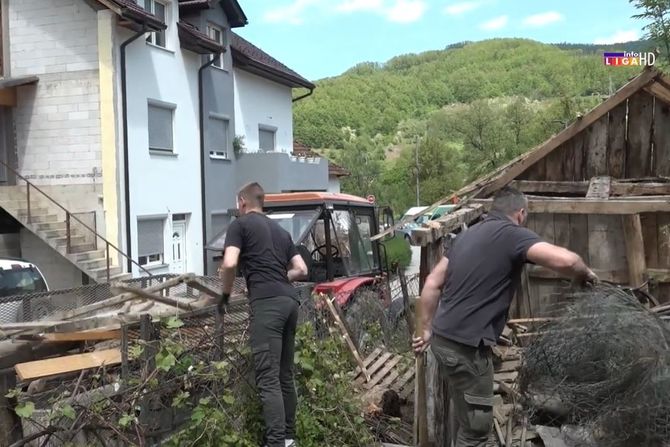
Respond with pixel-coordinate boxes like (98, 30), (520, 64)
(420, 257), (449, 331)
(219, 246), (241, 295)
(288, 254), (308, 282)
(526, 242), (597, 282)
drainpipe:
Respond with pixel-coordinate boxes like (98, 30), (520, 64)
(121, 28), (146, 273)
(199, 54), (219, 275)
(292, 88), (314, 103)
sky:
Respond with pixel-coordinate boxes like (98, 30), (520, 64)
(234, 0), (648, 80)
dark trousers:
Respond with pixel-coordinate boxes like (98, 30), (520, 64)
(249, 296), (299, 447)
(431, 335), (494, 447)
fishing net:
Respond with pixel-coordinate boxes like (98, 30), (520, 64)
(519, 285), (670, 447)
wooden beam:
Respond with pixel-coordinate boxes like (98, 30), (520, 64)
(15, 349), (121, 381)
(612, 182), (670, 196)
(623, 215), (648, 289)
(472, 198), (670, 214)
(586, 176), (611, 199)
(512, 180), (670, 197)
(527, 265), (628, 283)
(648, 268), (670, 283)
(412, 204), (484, 246)
(16, 330), (121, 342)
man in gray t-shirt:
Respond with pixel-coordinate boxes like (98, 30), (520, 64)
(413, 187), (597, 447)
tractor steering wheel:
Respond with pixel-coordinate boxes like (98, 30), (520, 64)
(311, 244), (340, 259)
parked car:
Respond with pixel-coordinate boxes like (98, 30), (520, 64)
(0, 258), (49, 324)
(395, 205), (457, 241)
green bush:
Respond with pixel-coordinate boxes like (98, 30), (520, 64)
(381, 236), (412, 270)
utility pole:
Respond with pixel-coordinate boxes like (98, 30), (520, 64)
(415, 136), (420, 206)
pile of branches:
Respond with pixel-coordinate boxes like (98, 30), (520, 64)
(519, 285), (670, 447)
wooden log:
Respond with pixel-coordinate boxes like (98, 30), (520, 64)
(493, 418), (506, 446)
(112, 285), (202, 312)
(51, 274), (194, 321)
(623, 215), (648, 289)
(414, 297), (429, 447)
(15, 349), (121, 381)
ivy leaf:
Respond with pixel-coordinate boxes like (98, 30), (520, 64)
(165, 316), (184, 329)
(15, 401), (35, 419)
(60, 404), (76, 421)
(155, 350), (177, 372)
(118, 413), (134, 428)
(222, 394), (235, 405)
(5, 388), (21, 399)
(128, 344), (144, 360)
(172, 391), (190, 409)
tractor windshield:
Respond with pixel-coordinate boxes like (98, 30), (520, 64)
(266, 209), (320, 244)
(329, 208), (379, 276)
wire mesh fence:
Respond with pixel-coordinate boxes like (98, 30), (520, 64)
(5, 272), (420, 446)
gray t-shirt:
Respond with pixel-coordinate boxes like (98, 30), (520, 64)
(432, 212), (542, 347)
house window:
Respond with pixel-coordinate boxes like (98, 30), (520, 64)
(144, 0), (167, 48)
(209, 116), (229, 159)
(259, 127), (276, 152)
(207, 24), (225, 69)
(148, 102), (174, 152)
(138, 218), (165, 266)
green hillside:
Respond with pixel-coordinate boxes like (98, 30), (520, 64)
(292, 39), (650, 213)
(295, 39), (645, 149)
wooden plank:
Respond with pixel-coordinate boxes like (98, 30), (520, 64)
(648, 268), (670, 283)
(544, 143), (567, 181)
(612, 182), (670, 196)
(15, 349), (121, 381)
(497, 360), (521, 372)
(608, 102), (628, 178)
(324, 295), (370, 382)
(659, 213), (670, 268)
(511, 180), (589, 195)
(654, 97), (670, 176)
(623, 215), (648, 288)
(641, 213), (660, 268)
(365, 352), (393, 380)
(365, 355), (402, 389)
(527, 265), (628, 283)
(553, 214), (571, 248)
(626, 91), (654, 178)
(17, 330), (121, 342)
(586, 115), (608, 178)
(586, 176), (612, 199)
(395, 366), (416, 392)
(533, 215), (555, 244)
(473, 198), (670, 214)
(494, 371), (518, 383)
(588, 215), (628, 273)
(572, 132), (587, 181)
(559, 141), (577, 181)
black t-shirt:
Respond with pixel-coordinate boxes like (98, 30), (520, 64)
(432, 212), (542, 347)
(223, 212), (299, 301)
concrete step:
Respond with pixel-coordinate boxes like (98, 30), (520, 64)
(79, 257), (114, 271)
(34, 221), (67, 232)
(90, 265), (124, 281)
(53, 235), (88, 248)
(72, 249), (106, 262)
(68, 243), (97, 254)
(21, 214), (59, 224)
(15, 208), (51, 218)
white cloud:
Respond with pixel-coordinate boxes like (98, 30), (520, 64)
(336, 0), (384, 13)
(523, 11), (563, 27)
(480, 15), (508, 31)
(594, 30), (640, 44)
(385, 0), (427, 23)
(262, 0), (320, 25)
(444, 2), (480, 16)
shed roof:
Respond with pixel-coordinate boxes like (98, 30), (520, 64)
(230, 33), (315, 89)
(177, 0), (248, 28)
(371, 67), (670, 245)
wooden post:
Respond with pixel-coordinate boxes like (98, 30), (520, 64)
(414, 296), (429, 447)
(623, 214), (648, 289)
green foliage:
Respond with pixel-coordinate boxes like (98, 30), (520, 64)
(631, 0), (670, 66)
(165, 323), (373, 447)
(14, 401), (35, 419)
(381, 236), (412, 270)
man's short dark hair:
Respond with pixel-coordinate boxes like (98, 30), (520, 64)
(491, 186), (527, 215)
(238, 182), (265, 208)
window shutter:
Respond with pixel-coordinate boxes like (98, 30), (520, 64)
(259, 129), (275, 152)
(148, 105), (173, 150)
(209, 118), (229, 153)
(138, 219), (164, 257)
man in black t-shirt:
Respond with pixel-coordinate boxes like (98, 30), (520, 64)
(219, 182), (308, 447)
(412, 187), (597, 447)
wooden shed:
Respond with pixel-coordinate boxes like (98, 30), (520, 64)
(414, 66), (670, 318)
(410, 66), (670, 446)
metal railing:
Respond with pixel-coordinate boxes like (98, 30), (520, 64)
(0, 159), (152, 281)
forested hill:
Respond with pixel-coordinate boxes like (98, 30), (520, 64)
(294, 38), (649, 149)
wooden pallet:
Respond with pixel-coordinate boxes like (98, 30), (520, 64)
(354, 349), (415, 397)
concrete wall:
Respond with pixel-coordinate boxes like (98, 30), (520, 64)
(327, 177), (341, 193)
(20, 229), (82, 290)
(236, 152), (328, 193)
(0, 234), (20, 258)
(121, 0), (203, 276)
(9, 0), (102, 185)
(233, 68), (293, 153)
(182, 7), (238, 275)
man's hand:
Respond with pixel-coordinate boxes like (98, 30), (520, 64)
(412, 329), (432, 354)
(217, 292), (230, 316)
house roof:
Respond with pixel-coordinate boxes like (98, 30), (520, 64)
(373, 66), (670, 244)
(94, 0), (166, 31)
(265, 192), (371, 207)
(178, 0), (248, 28)
(292, 141), (350, 178)
(230, 33), (315, 89)
(177, 21), (225, 54)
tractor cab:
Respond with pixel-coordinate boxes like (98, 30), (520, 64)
(206, 192), (394, 307)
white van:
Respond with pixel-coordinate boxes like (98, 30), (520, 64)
(0, 259), (49, 324)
